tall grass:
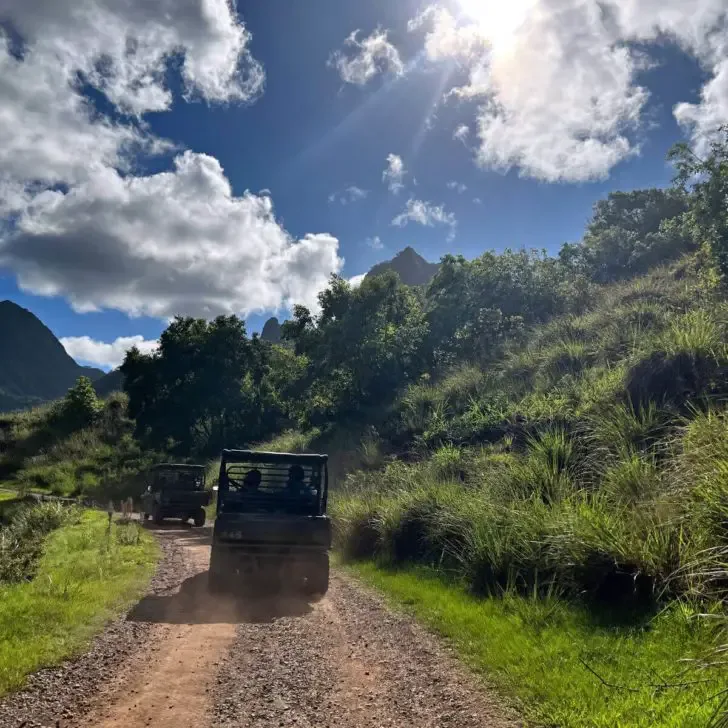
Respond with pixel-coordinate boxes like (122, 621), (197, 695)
(334, 261), (728, 613)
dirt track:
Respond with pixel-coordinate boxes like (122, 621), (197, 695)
(0, 525), (519, 728)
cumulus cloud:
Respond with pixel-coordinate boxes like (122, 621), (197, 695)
(383, 154), (407, 194)
(328, 186), (369, 205)
(61, 335), (159, 369)
(1, 152), (343, 318)
(409, 1), (728, 181)
(0, 0), (264, 206)
(447, 181), (467, 194)
(0, 1), (343, 320)
(1, 0), (265, 113)
(328, 28), (404, 86)
(392, 199), (457, 240)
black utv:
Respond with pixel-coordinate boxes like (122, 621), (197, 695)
(209, 450), (331, 595)
(141, 464), (210, 527)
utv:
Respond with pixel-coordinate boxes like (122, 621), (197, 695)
(141, 464), (210, 527)
(209, 450), (331, 595)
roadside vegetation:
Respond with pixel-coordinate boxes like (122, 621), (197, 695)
(350, 564), (723, 728)
(0, 504), (158, 696)
(0, 381), (168, 500)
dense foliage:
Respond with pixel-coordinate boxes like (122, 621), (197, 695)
(117, 135), (725, 453)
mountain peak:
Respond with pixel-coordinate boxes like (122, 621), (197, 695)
(260, 317), (282, 344)
(0, 300), (104, 411)
(366, 247), (439, 287)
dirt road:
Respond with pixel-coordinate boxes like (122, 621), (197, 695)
(0, 526), (519, 728)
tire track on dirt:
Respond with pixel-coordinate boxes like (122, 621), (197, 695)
(84, 531), (237, 728)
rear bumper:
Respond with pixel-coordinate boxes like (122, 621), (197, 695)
(213, 515), (332, 550)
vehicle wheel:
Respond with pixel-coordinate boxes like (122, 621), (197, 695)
(193, 508), (206, 528)
(152, 506), (164, 525)
(304, 554), (329, 597)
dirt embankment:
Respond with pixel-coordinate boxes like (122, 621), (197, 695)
(0, 526), (519, 728)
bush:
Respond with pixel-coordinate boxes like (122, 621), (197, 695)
(50, 377), (101, 432)
(0, 502), (80, 583)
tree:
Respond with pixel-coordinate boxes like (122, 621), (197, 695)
(669, 127), (728, 284)
(121, 315), (291, 453)
(52, 376), (101, 431)
(282, 272), (429, 425)
(563, 188), (692, 283)
(425, 250), (585, 366)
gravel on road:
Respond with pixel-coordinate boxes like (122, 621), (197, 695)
(1, 526), (520, 728)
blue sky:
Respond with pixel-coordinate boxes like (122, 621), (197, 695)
(0, 0), (725, 368)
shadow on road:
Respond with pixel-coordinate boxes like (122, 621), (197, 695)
(128, 570), (315, 626)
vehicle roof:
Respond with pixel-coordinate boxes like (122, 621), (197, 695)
(149, 463), (206, 471)
(221, 449), (328, 464)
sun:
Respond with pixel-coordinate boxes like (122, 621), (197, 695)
(456, 0), (531, 45)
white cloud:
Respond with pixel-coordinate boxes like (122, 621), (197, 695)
(409, 1), (728, 181)
(1, 152), (343, 318)
(328, 186), (369, 205)
(366, 235), (384, 250)
(473, 197), (483, 205)
(383, 153), (407, 194)
(392, 199), (457, 240)
(447, 181), (467, 194)
(0, 2), (344, 320)
(348, 273), (367, 288)
(2, 0), (264, 114)
(453, 124), (470, 143)
(328, 28), (404, 86)
(61, 335), (159, 369)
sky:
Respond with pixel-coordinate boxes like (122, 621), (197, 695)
(0, 0), (726, 370)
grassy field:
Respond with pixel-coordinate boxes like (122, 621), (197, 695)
(349, 563), (726, 728)
(0, 511), (159, 696)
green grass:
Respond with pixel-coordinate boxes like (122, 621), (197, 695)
(0, 511), (159, 696)
(0, 491), (17, 503)
(349, 562), (727, 728)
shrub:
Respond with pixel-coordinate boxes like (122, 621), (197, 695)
(0, 502), (80, 583)
(50, 377), (101, 432)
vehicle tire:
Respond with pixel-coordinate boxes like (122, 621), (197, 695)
(152, 505), (164, 525)
(304, 554), (329, 597)
(193, 508), (206, 528)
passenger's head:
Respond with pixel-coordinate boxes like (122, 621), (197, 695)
(243, 468), (262, 488)
(287, 464), (305, 484)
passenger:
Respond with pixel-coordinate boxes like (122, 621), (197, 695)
(287, 464), (316, 501)
(286, 464), (305, 492)
(242, 468), (262, 491)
